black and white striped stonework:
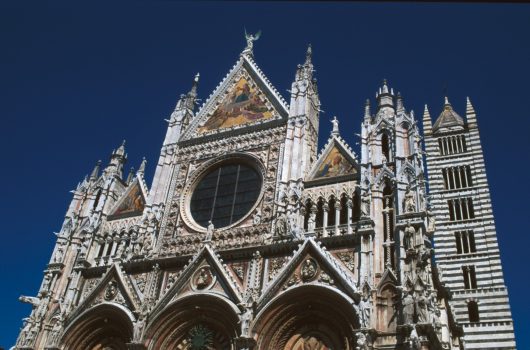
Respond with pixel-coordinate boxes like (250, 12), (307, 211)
(423, 100), (516, 349)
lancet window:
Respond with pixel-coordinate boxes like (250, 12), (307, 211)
(382, 183), (396, 270)
(437, 135), (467, 155)
(381, 133), (391, 162)
(468, 301), (480, 322)
(442, 166), (473, 190)
(462, 265), (478, 290)
(447, 197), (475, 221)
(455, 230), (476, 254)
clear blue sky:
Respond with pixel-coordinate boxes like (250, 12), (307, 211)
(1, 1), (528, 348)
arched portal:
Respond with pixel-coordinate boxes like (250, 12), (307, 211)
(253, 285), (359, 350)
(145, 294), (239, 349)
(60, 303), (134, 350)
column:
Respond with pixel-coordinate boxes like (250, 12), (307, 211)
(322, 203), (329, 237)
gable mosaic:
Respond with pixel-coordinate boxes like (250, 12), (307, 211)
(198, 76), (273, 134)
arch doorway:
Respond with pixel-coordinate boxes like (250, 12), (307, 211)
(60, 304), (133, 350)
(254, 285), (359, 350)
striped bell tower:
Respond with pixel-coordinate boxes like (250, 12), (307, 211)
(423, 97), (516, 349)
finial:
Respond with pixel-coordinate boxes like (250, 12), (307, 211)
(382, 79), (389, 94)
(466, 96), (475, 114)
(190, 72), (200, 96)
(138, 157), (147, 174)
(331, 116), (339, 135)
(242, 29), (261, 56)
(396, 92), (404, 111)
(444, 96), (450, 105)
(305, 43), (312, 65)
(113, 140), (126, 157)
(364, 99), (371, 119)
(126, 167), (135, 184)
(423, 104), (430, 117)
(90, 160), (102, 181)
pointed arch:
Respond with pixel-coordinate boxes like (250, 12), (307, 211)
(144, 293), (240, 350)
(253, 285), (359, 350)
(60, 303), (134, 350)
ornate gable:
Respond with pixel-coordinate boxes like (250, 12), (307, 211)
(70, 264), (141, 322)
(107, 178), (147, 220)
(259, 239), (359, 310)
(180, 54), (289, 141)
(307, 134), (358, 182)
(150, 244), (243, 320)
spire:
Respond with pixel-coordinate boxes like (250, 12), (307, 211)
(189, 72), (200, 99)
(376, 79), (394, 111)
(89, 160), (102, 181)
(364, 99), (371, 122)
(422, 104), (432, 136)
(175, 74), (200, 112)
(105, 140), (127, 178)
(331, 116), (339, 136)
(126, 167), (135, 184)
(381, 79), (389, 94)
(295, 44), (314, 82)
(305, 43), (313, 66)
(138, 157), (147, 175)
(432, 96), (464, 133)
(466, 96), (478, 128)
(396, 92), (404, 112)
(115, 140), (126, 157)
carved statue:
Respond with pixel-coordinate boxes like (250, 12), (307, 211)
(358, 295), (371, 328)
(40, 272), (53, 294)
(275, 213), (287, 237)
(287, 209), (302, 238)
(355, 332), (368, 350)
(361, 191), (371, 217)
(426, 208), (436, 232)
(244, 29), (261, 53)
(416, 290), (429, 323)
(308, 208), (316, 230)
(252, 208), (262, 225)
(404, 223), (415, 250)
(142, 234), (153, 256)
(239, 306), (253, 337)
(409, 325), (421, 350)
(403, 186), (416, 213)
(19, 295), (41, 308)
(133, 317), (146, 342)
(205, 220), (215, 241)
(48, 314), (63, 346)
(402, 292), (415, 324)
(300, 259), (317, 281)
(54, 247), (64, 263)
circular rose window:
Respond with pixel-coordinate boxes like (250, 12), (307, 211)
(189, 162), (262, 229)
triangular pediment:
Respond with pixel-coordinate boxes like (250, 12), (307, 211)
(68, 264), (140, 323)
(258, 239), (359, 310)
(107, 178), (146, 220)
(150, 244), (243, 320)
(181, 55), (289, 141)
(307, 135), (359, 182)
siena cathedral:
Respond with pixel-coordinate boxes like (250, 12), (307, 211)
(14, 36), (516, 350)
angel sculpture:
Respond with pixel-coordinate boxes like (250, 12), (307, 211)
(244, 29), (262, 53)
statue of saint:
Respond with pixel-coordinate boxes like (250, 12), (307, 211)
(403, 186), (416, 213)
(243, 29), (262, 53)
(404, 223), (415, 250)
(402, 292), (415, 324)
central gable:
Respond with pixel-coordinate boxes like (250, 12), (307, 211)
(181, 55), (289, 141)
(198, 76), (273, 134)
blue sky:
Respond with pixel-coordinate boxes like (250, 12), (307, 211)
(1, 1), (529, 348)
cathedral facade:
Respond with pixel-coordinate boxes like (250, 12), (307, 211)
(14, 38), (515, 350)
